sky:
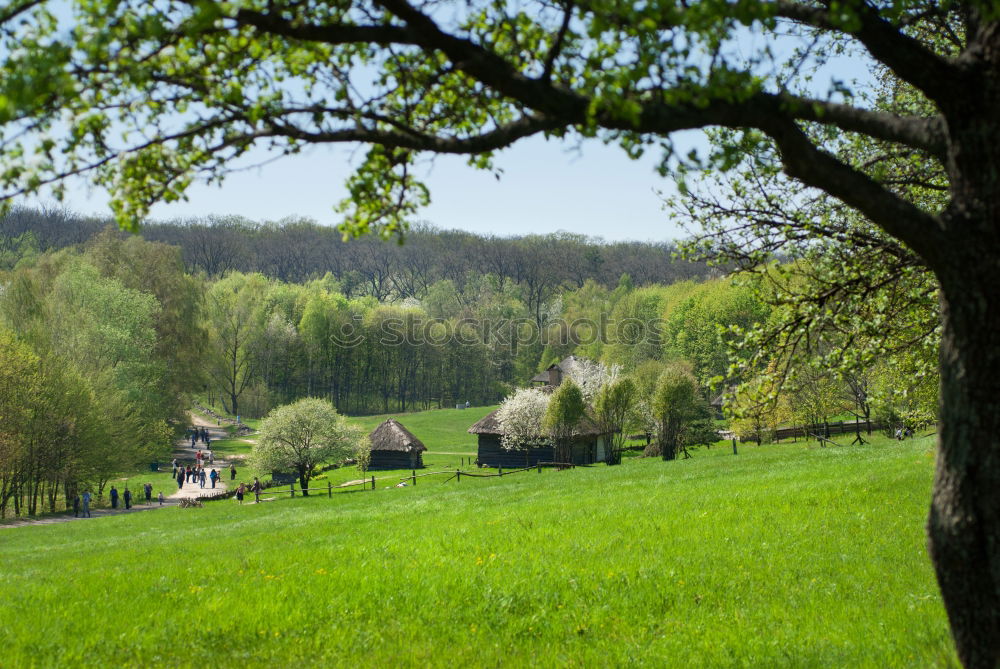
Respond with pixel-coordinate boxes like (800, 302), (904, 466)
(27, 5), (874, 244)
(46, 132), (696, 243)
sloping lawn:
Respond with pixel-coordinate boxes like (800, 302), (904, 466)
(0, 435), (956, 667)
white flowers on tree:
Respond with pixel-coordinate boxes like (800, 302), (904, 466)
(572, 359), (620, 403)
(252, 397), (361, 495)
(496, 388), (550, 451)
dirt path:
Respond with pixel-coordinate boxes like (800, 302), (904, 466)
(1, 410), (236, 529)
(169, 412), (232, 502)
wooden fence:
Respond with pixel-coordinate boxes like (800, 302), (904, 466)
(772, 420), (885, 442)
(630, 420), (886, 446)
(201, 462), (580, 502)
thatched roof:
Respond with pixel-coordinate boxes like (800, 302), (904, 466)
(369, 419), (427, 453)
(468, 409), (503, 435)
(468, 409), (605, 437)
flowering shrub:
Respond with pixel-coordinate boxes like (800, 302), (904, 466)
(496, 388), (550, 451)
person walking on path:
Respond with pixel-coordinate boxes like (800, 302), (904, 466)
(144, 482), (153, 504)
(73, 493), (80, 517)
(123, 488), (132, 510)
(176, 468), (185, 489)
(209, 469), (218, 489)
(82, 491), (92, 517)
(199, 469), (207, 489)
(230, 464), (236, 481)
(110, 486), (119, 509)
(236, 482), (245, 505)
(252, 477), (262, 503)
(158, 491), (164, 505)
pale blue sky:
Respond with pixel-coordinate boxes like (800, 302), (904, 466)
(50, 133), (693, 242)
(34, 7), (873, 243)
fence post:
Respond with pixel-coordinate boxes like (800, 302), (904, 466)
(371, 475), (375, 491)
(499, 465), (503, 477)
(290, 482), (295, 498)
(456, 468), (461, 482)
(412, 469), (416, 486)
(537, 463), (541, 473)
(328, 481), (332, 498)
(732, 437), (738, 455)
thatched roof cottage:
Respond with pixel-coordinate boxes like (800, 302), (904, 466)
(468, 409), (609, 468)
(368, 419), (427, 470)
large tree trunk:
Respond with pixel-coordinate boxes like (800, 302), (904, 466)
(928, 62), (1000, 665)
(928, 280), (1000, 669)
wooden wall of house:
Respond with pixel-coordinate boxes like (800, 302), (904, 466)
(476, 434), (554, 468)
(368, 450), (425, 470)
(569, 438), (594, 465)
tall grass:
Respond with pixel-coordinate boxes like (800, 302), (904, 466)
(0, 435), (956, 667)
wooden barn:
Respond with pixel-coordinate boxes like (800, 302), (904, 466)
(468, 409), (609, 468)
(367, 419), (427, 470)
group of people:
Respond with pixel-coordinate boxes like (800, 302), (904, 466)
(72, 482), (164, 517)
(69, 424), (251, 518)
(190, 426), (211, 449)
(172, 459), (235, 490)
(894, 426), (915, 440)
(66, 424), (235, 519)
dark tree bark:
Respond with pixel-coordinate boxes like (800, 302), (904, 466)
(929, 282), (1000, 668)
(298, 465), (311, 496)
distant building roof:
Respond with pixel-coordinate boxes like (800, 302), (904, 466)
(368, 419), (427, 453)
(530, 355), (589, 386)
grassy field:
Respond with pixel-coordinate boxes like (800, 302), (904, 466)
(0, 433), (957, 667)
(345, 404), (497, 453)
(195, 401), (497, 452)
(196, 404), (496, 490)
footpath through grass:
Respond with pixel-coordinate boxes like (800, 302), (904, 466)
(0, 434), (957, 667)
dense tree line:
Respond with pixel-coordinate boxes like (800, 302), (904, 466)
(1, 211), (935, 430)
(0, 207), (712, 300)
(0, 231), (186, 517)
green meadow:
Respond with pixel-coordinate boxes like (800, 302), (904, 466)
(196, 402), (497, 454)
(0, 434), (956, 667)
(203, 404), (497, 489)
(346, 404), (498, 453)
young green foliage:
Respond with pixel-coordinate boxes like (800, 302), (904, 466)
(253, 397), (361, 494)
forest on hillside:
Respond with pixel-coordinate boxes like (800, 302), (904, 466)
(0, 206), (712, 292)
(0, 207), (939, 516)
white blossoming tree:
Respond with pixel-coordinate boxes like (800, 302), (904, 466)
(571, 359), (620, 404)
(252, 397), (361, 495)
(496, 387), (550, 465)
